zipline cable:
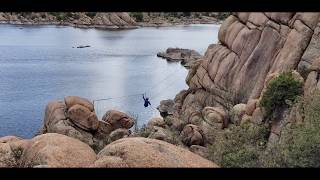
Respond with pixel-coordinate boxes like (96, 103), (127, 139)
(93, 68), (182, 103)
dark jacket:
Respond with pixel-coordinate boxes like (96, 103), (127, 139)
(143, 95), (151, 107)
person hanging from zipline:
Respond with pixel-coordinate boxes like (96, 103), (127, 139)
(142, 93), (151, 108)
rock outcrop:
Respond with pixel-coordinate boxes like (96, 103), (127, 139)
(38, 96), (134, 151)
(93, 137), (218, 167)
(157, 12), (320, 148)
(157, 48), (203, 68)
(20, 133), (97, 167)
(0, 133), (218, 167)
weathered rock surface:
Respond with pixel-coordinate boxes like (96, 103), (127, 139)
(96, 137), (218, 167)
(189, 145), (209, 158)
(1, 133), (219, 167)
(39, 96), (134, 151)
(20, 133), (96, 167)
(108, 128), (131, 143)
(164, 115), (186, 132)
(65, 96), (94, 112)
(67, 104), (99, 131)
(153, 12), (320, 148)
(157, 99), (175, 117)
(157, 48), (203, 67)
(230, 104), (247, 125)
(102, 110), (135, 130)
(202, 106), (227, 125)
(147, 117), (166, 129)
(180, 124), (205, 146)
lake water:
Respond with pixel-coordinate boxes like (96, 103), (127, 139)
(0, 24), (219, 138)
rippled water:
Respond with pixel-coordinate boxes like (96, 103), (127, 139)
(0, 24), (219, 138)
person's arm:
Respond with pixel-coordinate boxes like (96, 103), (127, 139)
(148, 101), (151, 106)
(142, 94), (146, 101)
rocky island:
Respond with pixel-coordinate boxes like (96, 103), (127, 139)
(157, 48), (203, 68)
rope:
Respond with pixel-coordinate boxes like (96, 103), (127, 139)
(93, 93), (144, 106)
(92, 65), (185, 115)
(93, 68), (181, 103)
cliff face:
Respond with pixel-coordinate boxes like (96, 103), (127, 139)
(0, 12), (138, 28)
(166, 12), (320, 138)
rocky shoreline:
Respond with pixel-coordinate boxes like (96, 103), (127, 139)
(0, 12), (139, 29)
(2, 12), (319, 167)
(0, 96), (218, 168)
(133, 12), (225, 27)
(0, 12), (222, 29)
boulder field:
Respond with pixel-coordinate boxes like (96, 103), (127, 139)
(0, 133), (217, 168)
(0, 96), (217, 168)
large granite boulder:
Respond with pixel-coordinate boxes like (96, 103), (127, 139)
(39, 96), (134, 150)
(102, 110), (135, 130)
(180, 124), (205, 146)
(64, 96), (94, 112)
(67, 104), (99, 131)
(20, 133), (96, 167)
(94, 137), (218, 167)
(157, 99), (175, 117)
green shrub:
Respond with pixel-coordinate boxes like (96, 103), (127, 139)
(130, 12), (143, 22)
(70, 13), (80, 20)
(12, 146), (23, 160)
(208, 123), (269, 167)
(262, 91), (320, 167)
(216, 12), (231, 20)
(48, 12), (59, 17)
(85, 12), (97, 18)
(49, 12), (68, 21)
(260, 72), (303, 121)
(182, 12), (191, 17)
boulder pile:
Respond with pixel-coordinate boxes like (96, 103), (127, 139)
(38, 96), (134, 151)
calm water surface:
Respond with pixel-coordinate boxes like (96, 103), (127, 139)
(0, 24), (219, 138)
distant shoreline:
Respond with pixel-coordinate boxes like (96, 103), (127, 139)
(0, 21), (222, 29)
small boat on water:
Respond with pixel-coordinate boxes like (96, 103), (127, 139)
(76, 45), (91, 48)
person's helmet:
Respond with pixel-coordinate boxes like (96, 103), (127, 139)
(146, 98), (149, 100)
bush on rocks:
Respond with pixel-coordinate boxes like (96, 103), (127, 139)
(261, 91), (320, 167)
(260, 71), (303, 121)
(208, 122), (269, 167)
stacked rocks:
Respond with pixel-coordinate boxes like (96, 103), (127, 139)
(39, 96), (134, 151)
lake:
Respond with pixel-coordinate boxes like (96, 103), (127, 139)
(0, 24), (219, 138)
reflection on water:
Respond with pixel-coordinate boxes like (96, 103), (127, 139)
(0, 24), (219, 138)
